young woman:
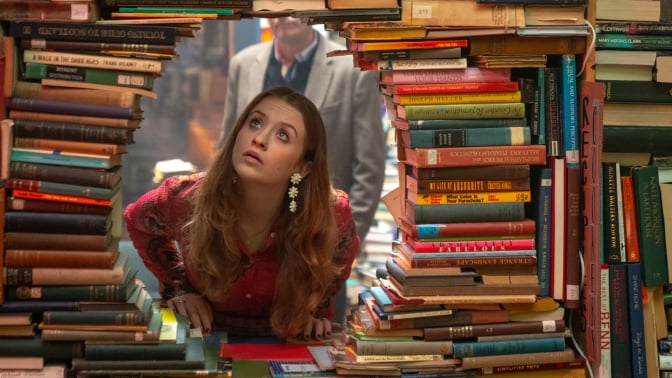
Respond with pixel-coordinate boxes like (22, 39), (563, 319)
(124, 86), (360, 341)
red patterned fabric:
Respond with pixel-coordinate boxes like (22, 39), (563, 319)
(124, 173), (360, 336)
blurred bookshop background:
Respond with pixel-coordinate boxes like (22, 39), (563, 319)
(120, 19), (399, 307)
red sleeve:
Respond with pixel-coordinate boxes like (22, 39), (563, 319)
(123, 173), (203, 300)
(315, 190), (361, 319)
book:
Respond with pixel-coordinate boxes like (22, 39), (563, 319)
(424, 319), (565, 341)
(404, 238), (536, 252)
(632, 164), (669, 286)
(11, 148), (123, 169)
(4, 211), (110, 235)
(387, 272), (539, 297)
(467, 35), (587, 56)
(621, 175), (640, 262)
(398, 127), (531, 148)
(345, 334), (454, 356)
(13, 137), (127, 156)
(11, 189), (117, 207)
(626, 263), (647, 378)
(5, 275), (136, 302)
(351, 47), (463, 63)
(525, 166), (552, 298)
(578, 80), (605, 363)
(603, 126), (672, 154)
(599, 264), (612, 378)
(340, 21), (427, 40)
(348, 38), (468, 52)
(9, 20), (177, 45)
(406, 164), (531, 180)
(0, 2), (99, 22)
(391, 90), (520, 105)
(609, 264), (632, 377)
(544, 66), (561, 156)
(563, 165), (581, 309)
(558, 54), (579, 167)
(452, 336), (566, 358)
(596, 21), (672, 34)
(10, 110), (141, 129)
(21, 39), (175, 56)
(6, 178), (116, 200)
(398, 216), (535, 240)
(385, 259), (481, 287)
(382, 81), (520, 95)
(549, 156), (566, 301)
(400, 0), (525, 27)
(400, 144), (547, 168)
(604, 103), (672, 127)
(596, 33), (672, 50)
(40, 78), (157, 100)
(4, 232), (113, 251)
(12, 118), (136, 144)
(7, 197), (110, 216)
(23, 63), (155, 90)
(22, 50), (164, 74)
(380, 67), (512, 85)
(393, 118), (528, 130)
(407, 190), (532, 205)
(11, 162), (120, 188)
(601, 80), (672, 103)
(268, 360), (333, 378)
(8, 97), (142, 120)
(3, 251), (129, 286)
(406, 175), (530, 194)
(12, 81), (139, 108)
(406, 201), (526, 224)
(4, 249), (118, 269)
(459, 348), (576, 369)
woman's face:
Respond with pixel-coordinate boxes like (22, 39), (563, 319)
(232, 96), (307, 186)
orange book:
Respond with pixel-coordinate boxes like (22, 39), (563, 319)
(347, 38), (468, 52)
(399, 145), (547, 168)
(11, 189), (114, 207)
(621, 175), (640, 262)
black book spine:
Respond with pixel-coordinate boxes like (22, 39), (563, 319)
(10, 21), (177, 44)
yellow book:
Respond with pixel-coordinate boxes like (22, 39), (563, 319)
(394, 91), (522, 105)
(475, 368), (586, 377)
(409, 191), (531, 205)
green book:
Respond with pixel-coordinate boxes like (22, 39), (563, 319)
(5, 272), (136, 302)
(24, 63), (155, 90)
(6, 177), (116, 200)
(632, 165), (669, 286)
(0, 336), (83, 359)
(10, 147), (122, 169)
(119, 7), (236, 14)
(401, 127), (531, 148)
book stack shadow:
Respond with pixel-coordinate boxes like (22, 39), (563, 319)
(321, 1), (594, 373)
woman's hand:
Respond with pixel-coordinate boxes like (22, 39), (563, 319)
(166, 293), (213, 335)
(299, 317), (338, 341)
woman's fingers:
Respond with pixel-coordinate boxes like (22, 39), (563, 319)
(166, 295), (212, 334)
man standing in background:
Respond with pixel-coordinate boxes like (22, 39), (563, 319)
(219, 16), (387, 323)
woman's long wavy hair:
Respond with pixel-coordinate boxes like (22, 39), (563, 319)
(185, 86), (340, 337)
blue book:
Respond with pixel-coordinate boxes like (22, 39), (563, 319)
(527, 166), (552, 298)
(8, 97), (141, 120)
(453, 336), (566, 357)
(627, 263), (647, 378)
(400, 127), (531, 148)
(11, 148), (122, 169)
(559, 54), (579, 167)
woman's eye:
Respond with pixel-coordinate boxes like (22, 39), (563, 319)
(277, 130), (289, 142)
(250, 118), (262, 128)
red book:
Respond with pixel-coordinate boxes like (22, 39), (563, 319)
(621, 175), (640, 263)
(407, 238), (536, 253)
(578, 80), (605, 363)
(564, 166), (582, 309)
(219, 343), (312, 361)
(381, 81), (519, 95)
(398, 215), (536, 240)
(348, 38), (468, 52)
(11, 189), (114, 207)
(399, 145), (547, 168)
(381, 67), (510, 85)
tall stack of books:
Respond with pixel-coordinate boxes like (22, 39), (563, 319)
(312, 0), (595, 372)
(593, 3), (672, 378)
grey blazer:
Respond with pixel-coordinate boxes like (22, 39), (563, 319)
(219, 35), (387, 240)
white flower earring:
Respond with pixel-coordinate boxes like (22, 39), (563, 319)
(288, 173), (302, 213)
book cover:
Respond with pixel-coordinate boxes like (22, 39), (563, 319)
(10, 147), (123, 169)
(526, 166), (552, 298)
(626, 262), (647, 378)
(383, 81), (519, 95)
(599, 264), (612, 378)
(621, 174), (640, 262)
(400, 144), (547, 168)
(11, 189), (117, 207)
(609, 263), (632, 377)
(603, 126), (672, 154)
(5, 274), (136, 302)
(4, 249), (118, 269)
(406, 164), (531, 180)
(406, 175), (531, 194)
(400, 0), (525, 27)
(8, 97), (141, 120)
(4, 232), (113, 251)
(12, 81), (138, 108)
(558, 54), (579, 167)
(4, 211), (110, 235)
(407, 190), (532, 205)
(24, 63), (155, 90)
(398, 127), (531, 148)
(468, 35), (586, 56)
(394, 118), (528, 131)
(563, 165), (581, 309)
(632, 164), (669, 286)
(0, 2), (98, 22)
(7, 197), (111, 216)
(406, 201), (526, 224)
(12, 137), (127, 156)
(458, 348), (576, 370)
(12, 118), (135, 144)
(452, 336), (566, 357)
(23, 49), (163, 74)
(381, 67), (511, 85)
(578, 80), (604, 363)
(10, 20), (177, 44)
(424, 319), (565, 341)
(10, 109), (141, 129)
(348, 38), (468, 52)
(549, 156), (566, 301)
(397, 102), (526, 120)
(392, 90), (520, 105)
(6, 178), (116, 200)
(398, 216), (536, 240)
